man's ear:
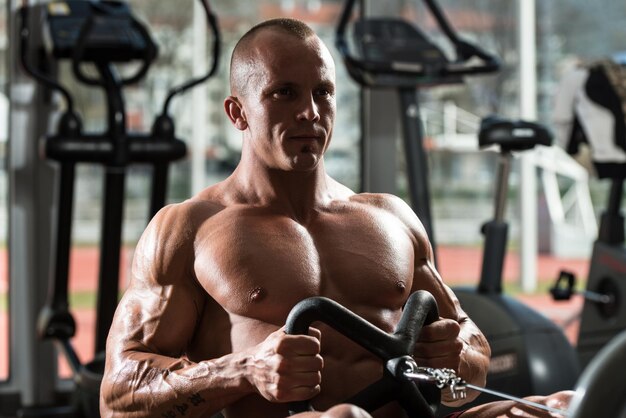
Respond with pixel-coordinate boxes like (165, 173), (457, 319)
(224, 96), (248, 131)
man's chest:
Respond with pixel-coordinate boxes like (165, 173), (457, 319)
(194, 206), (416, 319)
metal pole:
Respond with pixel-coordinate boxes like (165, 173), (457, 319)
(6, 0), (58, 404)
(191, 0), (208, 195)
(360, 0), (402, 196)
(95, 63), (127, 353)
(399, 88), (437, 260)
(519, 0), (538, 293)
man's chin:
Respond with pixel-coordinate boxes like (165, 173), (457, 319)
(290, 153), (322, 171)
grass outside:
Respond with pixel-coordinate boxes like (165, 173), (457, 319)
(502, 279), (586, 297)
(0, 291), (97, 312)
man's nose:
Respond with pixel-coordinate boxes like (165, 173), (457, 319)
(296, 94), (320, 122)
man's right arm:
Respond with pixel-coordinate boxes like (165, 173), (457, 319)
(100, 203), (323, 418)
(100, 203), (254, 417)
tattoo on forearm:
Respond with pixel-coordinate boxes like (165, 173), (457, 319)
(160, 393), (207, 417)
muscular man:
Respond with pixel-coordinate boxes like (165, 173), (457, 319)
(100, 18), (490, 418)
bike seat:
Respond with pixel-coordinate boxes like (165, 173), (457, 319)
(478, 116), (553, 152)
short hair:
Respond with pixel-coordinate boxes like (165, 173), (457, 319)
(240, 18), (315, 42)
(229, 18), (317, 95)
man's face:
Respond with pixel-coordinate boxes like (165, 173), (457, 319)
(235, 30), (337, 172)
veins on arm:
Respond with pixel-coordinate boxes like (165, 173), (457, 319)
(101, 204), (246, 417)
(407, 210), (490, 405)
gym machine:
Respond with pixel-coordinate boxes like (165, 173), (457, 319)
(550, 157), (626, 371)
(17, 1), (220, 415)
(445, 117), (580, 414)
(335, 0), (500, 260)
(575, 171), (625, 369)
(285, 290), (626, 416)
(548, 58), (626, 373)
(568, 328), (626, 417)
(286, 290), (441, 417)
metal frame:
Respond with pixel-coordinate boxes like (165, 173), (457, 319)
(359, 1), (403, 197)
(1, 0), (62, 409)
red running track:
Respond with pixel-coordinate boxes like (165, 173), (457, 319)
(0, 246), (589, 379)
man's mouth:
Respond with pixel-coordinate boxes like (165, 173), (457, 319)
(290, 135), (321, 141)
(289, 128), (325, 140)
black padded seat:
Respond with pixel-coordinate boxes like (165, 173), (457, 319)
(478, 115), (553, 151)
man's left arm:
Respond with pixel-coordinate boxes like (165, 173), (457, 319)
(411, 256), (491, 406)
(374, 194), (490, 406)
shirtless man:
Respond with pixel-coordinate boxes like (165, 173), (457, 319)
(100, 18), (492, 418)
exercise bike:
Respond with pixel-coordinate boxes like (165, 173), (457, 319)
(443, 117), (580, 415)
(17, 1), (220, 416)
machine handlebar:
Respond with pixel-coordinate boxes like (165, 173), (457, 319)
(285, 290), (440, 416)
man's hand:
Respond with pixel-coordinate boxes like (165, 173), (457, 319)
(246, 327), (324, 403)
(413, 318), (463, 371)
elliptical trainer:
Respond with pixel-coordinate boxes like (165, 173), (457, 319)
(17, 1), (220, 416)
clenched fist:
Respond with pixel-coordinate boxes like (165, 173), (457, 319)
(246, 327), (324, 403)
(413, 318), (463, 372)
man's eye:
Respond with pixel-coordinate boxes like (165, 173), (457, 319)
(274, 88), (293, 97)
(316, 88), (333, 97)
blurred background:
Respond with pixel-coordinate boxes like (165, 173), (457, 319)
(1, 0), (626, 415)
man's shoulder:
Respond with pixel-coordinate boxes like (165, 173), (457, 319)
(347, 192), (426, 233)
(155, 198), (223, 225)
(135, 196), (227, 269)
(325, 177), (406, 210)
(144, 191), (228, 244)
(348, 192), (410, 211)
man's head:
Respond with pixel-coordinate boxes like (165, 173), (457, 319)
(229, 18), (316, 97)
(224, 18), (337, 172)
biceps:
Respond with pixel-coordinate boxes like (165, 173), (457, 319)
(114, 284), (204, 357)
(411, 260), (463, 321)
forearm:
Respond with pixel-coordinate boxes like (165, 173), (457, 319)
(444, 319), (490, 406)
(101, 351), (254, 418)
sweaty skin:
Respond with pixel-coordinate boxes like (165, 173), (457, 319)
(100, 23), (490, 418)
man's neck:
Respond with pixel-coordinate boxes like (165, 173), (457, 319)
(229, 157), (333, 223)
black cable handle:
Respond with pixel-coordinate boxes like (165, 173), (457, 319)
(285, 290), (440, 417)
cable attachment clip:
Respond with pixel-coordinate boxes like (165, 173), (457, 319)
(415, 367), (467, 400)
(388, 356), (468, 400)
